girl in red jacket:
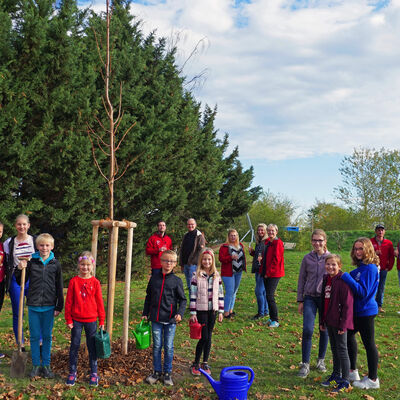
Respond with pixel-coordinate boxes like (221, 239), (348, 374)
(189, 248), (224, 376)
(65, 251), (105, 387)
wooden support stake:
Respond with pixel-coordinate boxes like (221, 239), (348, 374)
(91, 225), (99, 277)
(106, 224), (119, 341)
(122, 227), (134, 355)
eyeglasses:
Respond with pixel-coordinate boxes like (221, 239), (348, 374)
(312, 239), (324, 243)
(161, 259), (176, 264)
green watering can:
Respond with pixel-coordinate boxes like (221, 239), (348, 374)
(134, 320), (151, 349)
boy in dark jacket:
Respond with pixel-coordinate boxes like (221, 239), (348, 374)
(142, 250), (186, 386)
(16, 233), (63, 379)
(320, 254), (354, 392)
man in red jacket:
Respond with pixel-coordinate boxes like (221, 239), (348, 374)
(146, 221), (173, 275)
(371, 224), (394, 313)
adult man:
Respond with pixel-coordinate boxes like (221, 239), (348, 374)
(370, 224), (394, 312)
(145, 221), (173, 275)
(179, 218), (205, 291)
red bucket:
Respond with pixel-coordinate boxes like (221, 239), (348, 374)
(189, 321), (204, 339)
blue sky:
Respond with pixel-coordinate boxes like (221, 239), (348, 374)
(82, 0), (400, 216)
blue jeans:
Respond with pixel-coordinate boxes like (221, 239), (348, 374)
(375, 269), (388, 308)
(28, 307), (55, 366)
(301, 295), (328, 364)
(152, 322), (176, 373)
(255, 272), (268, 316)
(184, 264), (197, 292)
(69, 320), (98, 374)
(9, 274), (29, 344)
(222, 271), (242, 313)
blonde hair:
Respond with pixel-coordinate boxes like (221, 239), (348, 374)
(197, 248), (217, 278)
(350, 237), (380, 266)
(267, 224), (278, 232)
(160, 249), (177, 261)
(325, 253), (342, 269)
(15, 214), (30, 224)
(78, 251), (95, 274)
(312, 229), (328, 252)
(36, 233), (54, 247)
(256, 223), (268, 244)
(226, 229), (239, 247)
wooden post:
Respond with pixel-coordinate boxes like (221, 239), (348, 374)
(107, 224), (119, 340)
(91, 224), (99, 276)
(122, 227), (134, 354)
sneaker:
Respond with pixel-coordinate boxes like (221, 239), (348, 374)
(263, 318), (272, 326)
(42, 366), (55, 379)
(298, 362), (310, 378)
(316, 358), (327, 372)
(201, 362), (211, 375)
(397, 311), (400, 314)
(321, 373), (341, 387)
(66, 372), (77, 386)
(163, 372), (174, 386)
(190, 364), (201, 376)
(0, 353), (5, 359)
(30, 366), (42, 378)
(252, 314), (262, 320)
(353, 376), (380, 389)
(332, 380), (350, 392)
(269, 321), (280, 328)
(348, 369), (360, 382)
(145, 371), (162, 384)
(89, 373), (99, 386)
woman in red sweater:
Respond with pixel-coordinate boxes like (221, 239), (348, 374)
(65, 251), (105, 387)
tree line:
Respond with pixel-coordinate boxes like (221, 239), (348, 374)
(0, 0), (261, 276)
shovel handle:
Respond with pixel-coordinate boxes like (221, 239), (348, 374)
(17, 267), (26, 352)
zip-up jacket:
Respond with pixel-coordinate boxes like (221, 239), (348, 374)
(297, 251), (330, 302)
(320, 271), (354, 332)
(3, 235), (37, 292)
(145, 232), (173, 269)
(370, 237), (394, 271)
(260, 237), (285, 278)
(219, 243), (247, 277)
(142, 271), (186, 323)
(179, 229), (206, 267)
(15, 251), (64, 312)
(341, 262), (379, 317)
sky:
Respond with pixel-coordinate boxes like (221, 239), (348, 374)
(82, 0), (400, 216)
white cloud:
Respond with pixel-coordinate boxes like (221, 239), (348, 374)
(88, 0), (400, 161)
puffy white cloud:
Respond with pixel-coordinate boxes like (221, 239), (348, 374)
(87, 0), (400, 161)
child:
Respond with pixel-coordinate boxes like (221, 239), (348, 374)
(189, 248), (224, 376)
(142, 250), (186, 386)
(16, 233), (63, 378)
(65, 251), (105, 387)
(0, 222), (5, 359)
(319, 254), (354, 392)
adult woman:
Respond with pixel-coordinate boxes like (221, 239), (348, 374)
(219, 229), (246, 319)
(296, 229), (330, 378)
(249, 224), (269, 320)
(341, 238), (380, 389)
(4, 214), (36, 345)
(261, 224), (284, 328)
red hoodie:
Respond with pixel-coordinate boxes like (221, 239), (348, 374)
(65, 276), (105, 325)
(145, 232), (173, 269)
(370, 237), (394, 271)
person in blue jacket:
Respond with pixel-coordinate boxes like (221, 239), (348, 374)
(341, 237), (380, 390)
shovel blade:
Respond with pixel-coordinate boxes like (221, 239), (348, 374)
(10, 350), (28, 378)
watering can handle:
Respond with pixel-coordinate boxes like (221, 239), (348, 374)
(223, 366), (255, 386)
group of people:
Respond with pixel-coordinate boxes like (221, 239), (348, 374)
(0, 214), (105, 386)
(0, 214), (396, 391)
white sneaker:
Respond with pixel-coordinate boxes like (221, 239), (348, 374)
(297, 362), (310, 378)
(316, 358), (327, 372)
(353, 376), (380, 389)
(348, 369), (360, 382)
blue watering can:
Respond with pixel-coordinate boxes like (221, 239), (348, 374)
(199, 366), (255, 400)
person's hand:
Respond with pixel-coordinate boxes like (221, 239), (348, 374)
(218, 313), (223, 323)
(141, 315), (148, 321)
(338, 329), (345, 335)
(320, 324), (326, 332)
(298, 302), (304, 315)
(175, 314), (182, 323)
(54, 311), (60, 317)
(18, 259), (28, 270)
(190, 315), (197, 323)
(67, 323), (73, 329)
(376, 249), (381, 255)
(395, 248), (399, 257)
(231, 254), (238, 261)
(99, 325), (105, 330)
(159, 246), (167, 252)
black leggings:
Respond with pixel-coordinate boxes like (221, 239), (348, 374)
(195, 310), (217, 364)
(263, 277), (281, 322)
(347, 315), (379, 380)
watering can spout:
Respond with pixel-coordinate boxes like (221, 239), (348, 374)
(199, 368), (222, 397)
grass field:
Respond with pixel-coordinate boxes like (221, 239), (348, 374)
(0, 249), (399, 399)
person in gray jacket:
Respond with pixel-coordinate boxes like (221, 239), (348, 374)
(296, 229), (330, 378)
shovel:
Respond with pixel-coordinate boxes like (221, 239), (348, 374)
(10, 264), (28, 378)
